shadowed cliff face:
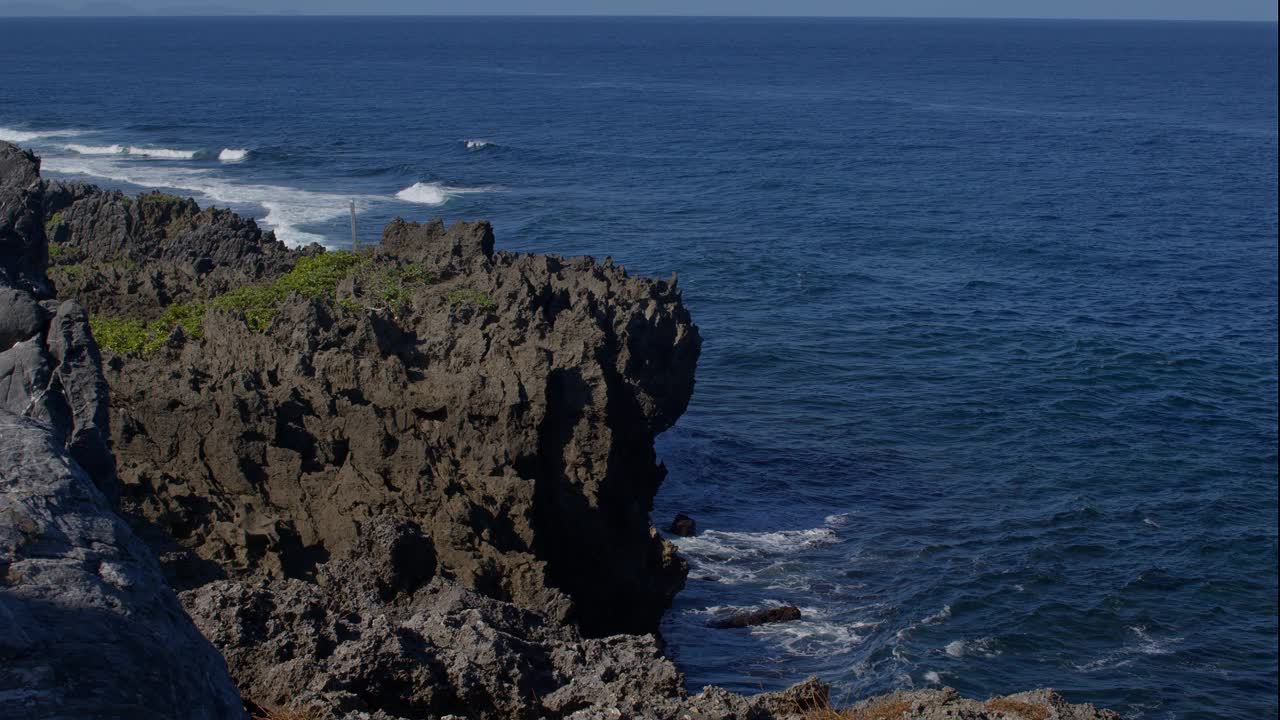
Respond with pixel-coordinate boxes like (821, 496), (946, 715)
(40, 173), (701, 636)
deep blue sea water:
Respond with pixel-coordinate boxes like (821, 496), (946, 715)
(2, 17), (1276, 719)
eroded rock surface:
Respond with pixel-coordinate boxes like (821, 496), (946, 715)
(1, 142), (243, 719)
(63, 207), (699, 638)
(0, 413), (246, 720)
(838, 688), (1122, 720)
(1, 141), (1122, 720)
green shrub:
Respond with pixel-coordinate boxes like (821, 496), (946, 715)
(48, 243), (66, 261)
(276, 252), (365, 298)
(397, 264), (436, 286)
(446, 288), (496, 311)
(139, 192), (183, 208)
(44, 212), (64, 237)
(53, 263), (82, 279)
(211, 250), (364, 332)
(90, 302), (205, 357)
(212, 284), (284, 332)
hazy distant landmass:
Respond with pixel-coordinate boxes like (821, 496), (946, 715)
(1, 0), (1276, 19)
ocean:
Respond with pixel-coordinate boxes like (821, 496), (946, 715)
(1, 16), (1276, 719)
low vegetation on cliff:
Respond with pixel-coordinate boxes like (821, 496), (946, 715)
(211, 250), (365, 331)
(85, 249), (442, 354)
(89, 302), (206, 357)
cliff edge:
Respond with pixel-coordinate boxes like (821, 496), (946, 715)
(0, 141), (1120, 720)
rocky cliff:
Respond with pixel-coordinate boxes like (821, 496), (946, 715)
(1, 142), (245, 720)
(0, 140), (1121, 720)
(47, 186), (698, 639)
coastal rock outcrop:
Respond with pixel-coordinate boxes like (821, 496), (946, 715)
(708, 604), (802, 630)
(76, 211), (699, 637)
(0, 144), (51, 297)
(0, 413), (246, 720)
(0, 141), (1122, 720)
(837, 688), (1121, 720)
(1, 142), (244, 719)
(669, 512), (697, 537)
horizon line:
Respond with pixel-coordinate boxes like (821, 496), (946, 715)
(1, 12), (1277, 22)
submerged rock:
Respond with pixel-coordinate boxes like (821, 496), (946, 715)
(709, 605), (803, 629)
(670, 512), (698, 537)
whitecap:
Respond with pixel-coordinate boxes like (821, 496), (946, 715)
(823, 512), (853, 527)
(921, 605), (952, 625)
(465, 139), (493, 150)
(1074, 625), (1182, 672)
(42, 156), (363, 247)
(676, 527), (840, 557)
(942, 636), (999, 658)
(923, 671), (942, 684)
(396, 181), (452, 205)
(743, 605), (873, 657)
(218, 148), (249, 162)
(1129, 625), (1182, 655)
(65, 143), (127, 156)
(673, 522), (843, 586)
(395, 181), (486, 206)
(125, 146), (199, 160)
(0, 127), (85, 143)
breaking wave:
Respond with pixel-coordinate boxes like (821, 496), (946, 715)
(219, 148), (249, 162)
(0, 126), (85, 143)
(41, 156), (487, 247)
(1073, 625), (1184, 672)
(126, 146), (199, 159)
(63, 143), (199, 159)
(465, 139), (493, 150)
(395, 181), (452, 205)
(42, 156), (363, 247)
(396, 181), (487, 205)
(672, 518), (845, 587)
(64, 143), (127, 155)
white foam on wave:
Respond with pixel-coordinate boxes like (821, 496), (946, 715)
(824, 512), (853, 527)
(943, 636), (999, 658)
(42, 156), (362, 247)
(921, 605), (952, 625)
(395, 181), (486, 206)
(126, 146), (198, 160)
(673, 515), (847, 586)
(1074, 625), (1183, 672)
(396, 182), (452, 205)
(677, 527), (840, 559)
(923, 671), (943, 684)
(0, 127), (85, 143)
(749, 605), (875, 658)
(63, 144), (199, 160)
(65, 143), (127, 156)
(683, 603), (876, 658)
(465, 139), (493, 150)
(219, 148), (249, 162)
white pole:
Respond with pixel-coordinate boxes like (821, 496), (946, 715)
(350, 200), (359, 250)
